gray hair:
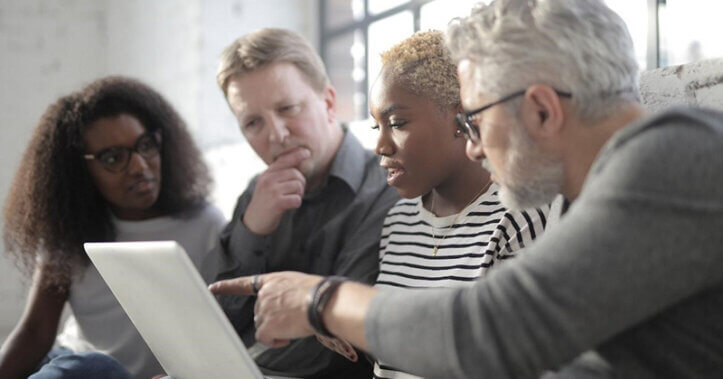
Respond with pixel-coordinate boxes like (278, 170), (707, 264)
(447, 0), (640, 122)
(217, 28), (330, 96)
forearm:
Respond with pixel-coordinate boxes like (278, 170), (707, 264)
(0, 322), (57, 378)
(322, 281), (378, 351)
(363, 194), (723, 379)
(0, 267), (67, 378)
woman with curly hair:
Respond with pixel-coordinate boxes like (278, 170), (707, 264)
(0, 76), (226, 378)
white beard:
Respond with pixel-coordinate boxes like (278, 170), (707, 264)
(485, 121), (563, 211)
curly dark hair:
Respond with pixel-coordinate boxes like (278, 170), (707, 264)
(3, 76), (213, 287)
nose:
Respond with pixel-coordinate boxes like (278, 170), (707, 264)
(127, 151), (150, 174)
(267, 115), (290, 144)
(374, 126), (394, 157)
(465, 138), (485, 162)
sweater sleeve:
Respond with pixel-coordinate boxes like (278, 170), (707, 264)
(365, 115), (723, 378)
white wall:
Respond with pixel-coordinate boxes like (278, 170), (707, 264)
(0, 0), (318, 344)
(0, 0), (110, 345)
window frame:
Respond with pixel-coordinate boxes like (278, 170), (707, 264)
(319, 0), (668, 121)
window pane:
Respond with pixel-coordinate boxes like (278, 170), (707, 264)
(367, 11), (414, 97)
(659, 0), (723, 67)
(326, 30), (367, 122)
(604, 0), (648, 70)
(325, 0), (364, 30)
(369, 0), (409, 15)
(420, 0), (490, 31)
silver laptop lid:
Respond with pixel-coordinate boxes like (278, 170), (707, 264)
(84, 240), (264, 379)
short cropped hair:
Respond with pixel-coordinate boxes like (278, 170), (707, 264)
(381, 30), (460, 108)
(217, 28), (330, 96)
(447, 0), (640, 121)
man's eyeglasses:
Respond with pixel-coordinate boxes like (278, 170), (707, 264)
(455, 89), (572, 143)
(84, 131), (162, 173)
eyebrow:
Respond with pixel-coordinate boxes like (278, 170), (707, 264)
(378, 104), (410, 119)
(90, 132), (154, 154)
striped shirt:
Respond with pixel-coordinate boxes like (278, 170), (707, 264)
(373, 182), (550, 378)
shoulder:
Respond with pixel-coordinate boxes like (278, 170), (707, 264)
(193, 203), (227, 227)
(588, 106), (723, 205)
(165, 203), (226, 233)
(494, 207), (549, 245)
(601, 106), (723, 160)
(474, 189), (549, 247)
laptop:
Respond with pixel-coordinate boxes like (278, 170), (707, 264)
(84, 240), (266, 379)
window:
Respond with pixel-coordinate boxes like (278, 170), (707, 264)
(321, 0), (438, 123)
(367, 11), (414, 96)
(420, 0), (486, 31)
(321, 0), (720, 126)
(604, 0), (648, 70)
(658, 0), (723, 67)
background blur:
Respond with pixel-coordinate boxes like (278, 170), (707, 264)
(1, 0), (722, 344)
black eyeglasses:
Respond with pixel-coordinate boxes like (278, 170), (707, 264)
(84, 131), (162, 173)
(455, 89), (572, 143)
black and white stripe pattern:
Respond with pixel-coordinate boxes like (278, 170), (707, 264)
(373, 182), (550, 379)
(376, 183), (548, 289)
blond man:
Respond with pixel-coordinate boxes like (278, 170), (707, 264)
(201, 28), (399, 378)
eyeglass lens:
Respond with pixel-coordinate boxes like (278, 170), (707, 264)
(96, 133), (160, 172)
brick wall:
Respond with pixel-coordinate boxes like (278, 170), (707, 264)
(640, 58), (723, 112)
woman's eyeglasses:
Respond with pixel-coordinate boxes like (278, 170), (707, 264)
(84, 131), (162, 173)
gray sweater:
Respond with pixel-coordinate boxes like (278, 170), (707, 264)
(365, 107), (723, 379)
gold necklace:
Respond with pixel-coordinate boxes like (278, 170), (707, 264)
(430, 180), (493, 256)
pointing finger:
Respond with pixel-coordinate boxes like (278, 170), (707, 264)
(208, 275), (260, 295)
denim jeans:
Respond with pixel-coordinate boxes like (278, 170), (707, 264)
(29, 346), (132, 379)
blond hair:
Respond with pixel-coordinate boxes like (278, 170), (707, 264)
(380, 30), (460, 108)
(217, 28), (330, 95)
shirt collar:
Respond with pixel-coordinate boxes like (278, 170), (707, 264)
(327, 127), (367, 194)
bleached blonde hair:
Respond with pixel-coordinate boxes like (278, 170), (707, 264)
(381, 30), (460, 108)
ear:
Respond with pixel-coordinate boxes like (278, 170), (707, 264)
(465, 138), (485, 162)
(322, 85), (338, 124)
(519, 85), (566, 141)
(452, 103), (464, 138)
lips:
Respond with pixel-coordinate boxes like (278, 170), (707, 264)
(272, 145), (310, 163)
(381, 161), (406, 187)
(129, 177), (156, 193)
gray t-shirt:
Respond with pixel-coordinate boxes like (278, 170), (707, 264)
(365, 107), (723, 379)
(57, 204), (226, 379)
